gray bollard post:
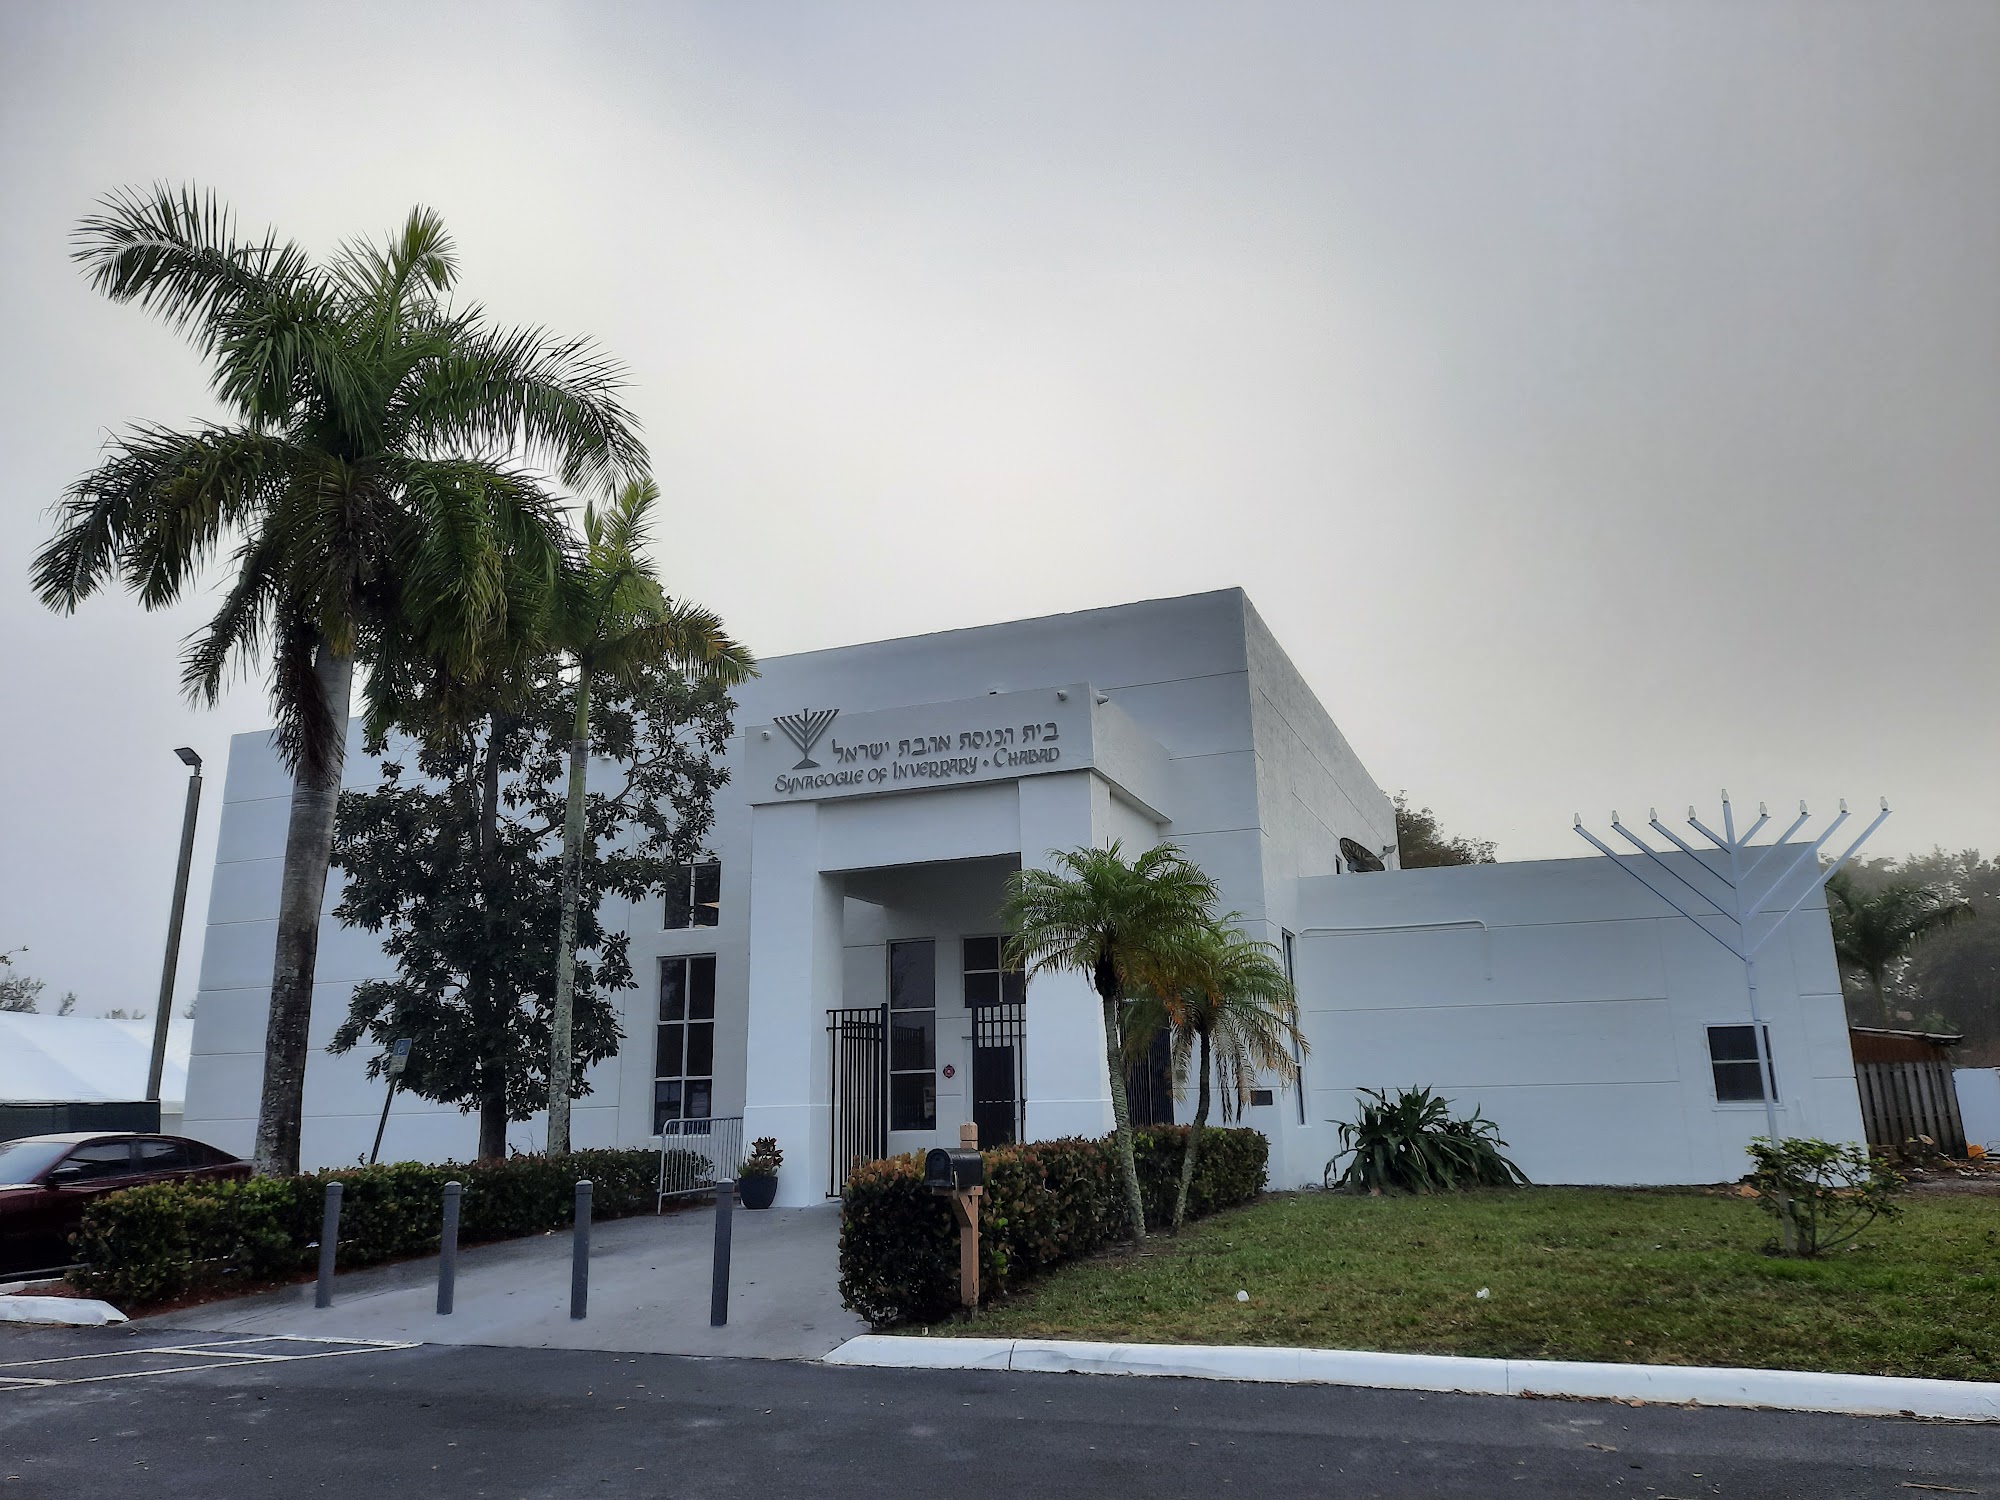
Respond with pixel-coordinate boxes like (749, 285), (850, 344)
(315, 1181), (342, 1309)
(570, 1180), (592, 1321)
(437, 1181), (462, 1316)
(709, 1178), (735, 1328)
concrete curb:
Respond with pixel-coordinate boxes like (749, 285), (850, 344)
(0, 1296), (129, 1327)
(821, 1336), (2000, 1423)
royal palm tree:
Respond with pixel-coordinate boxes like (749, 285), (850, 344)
(543, 478), (754, 1153)
(1001, 842), (1219, 1240)
(1124, 919), (1302, 1231)
(1826, 872), (1974, 1026)
(35, 186), (644, 1174)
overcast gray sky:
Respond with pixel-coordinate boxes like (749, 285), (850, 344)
(2, 2), (1994, 1015)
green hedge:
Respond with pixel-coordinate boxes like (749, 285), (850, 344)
(838, 1125), (1268, 1327)
(69, 1149), (668, 1307)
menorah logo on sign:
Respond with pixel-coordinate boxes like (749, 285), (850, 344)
(774, 708), (840, 770)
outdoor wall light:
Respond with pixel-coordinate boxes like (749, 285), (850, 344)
(1055, 690), (1068, 701)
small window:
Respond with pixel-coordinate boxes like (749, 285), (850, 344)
(888, 939), (936, 1132)
(1707, 1025), (1776, 1103)
(664, 861), (722, 929)
(1249, 1089), (1275, 1108)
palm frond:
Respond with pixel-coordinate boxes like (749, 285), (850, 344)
(71, 184), (312, 356)
(390, 321), (647, 490)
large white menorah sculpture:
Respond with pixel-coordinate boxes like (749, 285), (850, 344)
(774, 708), (840, 770)
(1573, 791), (1889, 1148)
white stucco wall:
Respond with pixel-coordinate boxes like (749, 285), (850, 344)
(1289, 852), (1864, 1188)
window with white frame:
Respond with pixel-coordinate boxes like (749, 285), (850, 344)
(888, 939), (936, 1132)
(664, 861), (721, 929)
(656, 954), (717, 1131)
(1706, 1024), (1776, 1104)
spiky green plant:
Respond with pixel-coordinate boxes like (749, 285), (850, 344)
(1328, 1086), (1529, 1194)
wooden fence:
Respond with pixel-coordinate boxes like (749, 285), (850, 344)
(1854, 1059), (1967, 1156)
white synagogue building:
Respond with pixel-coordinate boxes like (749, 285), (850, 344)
(181, 589), (1865, 1201)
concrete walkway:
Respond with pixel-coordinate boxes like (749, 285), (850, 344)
(150, 1203), (866, 1359)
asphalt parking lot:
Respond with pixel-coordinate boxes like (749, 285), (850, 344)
(1, 1324), (1995, 1500)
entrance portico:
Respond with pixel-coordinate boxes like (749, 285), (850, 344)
(740, 685), (1170, 1206)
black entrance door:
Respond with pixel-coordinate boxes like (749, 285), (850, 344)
(972, 1004), (1024, 1146)
(826, 1005), (886, 1196)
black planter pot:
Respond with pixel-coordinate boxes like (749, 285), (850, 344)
(738, 1174), (778, 1210)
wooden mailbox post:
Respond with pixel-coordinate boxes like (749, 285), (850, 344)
(924, 1122), (984, 1310)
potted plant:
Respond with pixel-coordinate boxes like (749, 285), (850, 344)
(737, 1137), (783, 1210)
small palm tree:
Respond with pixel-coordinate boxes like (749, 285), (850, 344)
(1001, 842), (1218, 1240)
(36, 186), (644, 1174)
(1826, 872), (1974, 1026)
(543, 479), (754, 1153)
(1124, 919), (1303, 1230)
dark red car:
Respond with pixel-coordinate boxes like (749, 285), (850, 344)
(0, 1132), (251, 1276)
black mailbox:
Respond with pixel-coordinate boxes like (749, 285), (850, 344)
(924, 1147), (984, 1193)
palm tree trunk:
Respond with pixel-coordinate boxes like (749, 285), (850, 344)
(252, 643), (353, 1177)
(473, 718), (506, 1162)
(1100, 990), (1148, 1242)
(547, 675), (592, 1156)
(1173, 1029), (1211, 1232)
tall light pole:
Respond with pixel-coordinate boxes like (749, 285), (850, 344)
(147, 747), (203, 1110)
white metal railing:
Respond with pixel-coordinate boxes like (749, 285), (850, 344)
(655, 1115), (744, 1210)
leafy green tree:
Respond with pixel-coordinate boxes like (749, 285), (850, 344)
(1001, 843), (1219, 1241)
(1826, 871), (1974, 1027)
(35, 187), (643, 1174)
(331, 666), (733, 1158)
(1124, 919), (1302, 1230)
(1393, 793), (1497, 868)
(542, 480), (754, 1153)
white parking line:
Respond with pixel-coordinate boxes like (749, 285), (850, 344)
(0, 1335), (420, 1389)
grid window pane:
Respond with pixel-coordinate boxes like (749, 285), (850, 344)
(692, 862), (721, 927)
(657, 954), (717, 1134)
(890, 1012), (935, 1072)
(655, 1024), (685, 1078)
(890, 1072), (936, 1132)
(889, 940), (935, 1010)
(659, 960), (687, 1022)
(962, 935), (1000, 972)
(1707, 1025), (1776, 1103)
(686, 1022), (715, 1078)
(1000, 970), (1026, 1006)
(963, 970), (1000, 1008)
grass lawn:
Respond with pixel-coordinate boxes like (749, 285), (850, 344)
(946, 1187), (2000, 1382)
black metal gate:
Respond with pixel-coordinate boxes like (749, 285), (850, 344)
(827, 1005), (887, 1195)
(972, 998), (1025, 1146)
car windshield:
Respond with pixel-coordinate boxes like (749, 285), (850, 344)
(0, 1140), (74, 1186)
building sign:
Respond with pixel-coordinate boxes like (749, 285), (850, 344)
(748, 685), (1097, 805)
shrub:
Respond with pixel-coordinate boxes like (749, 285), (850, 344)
(1745, 1136), (1905, 1257)
(838, 1125), (1267, 1327)
(1326, 1086), (1529, 1194)
(70, 1149), (661, 1307)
